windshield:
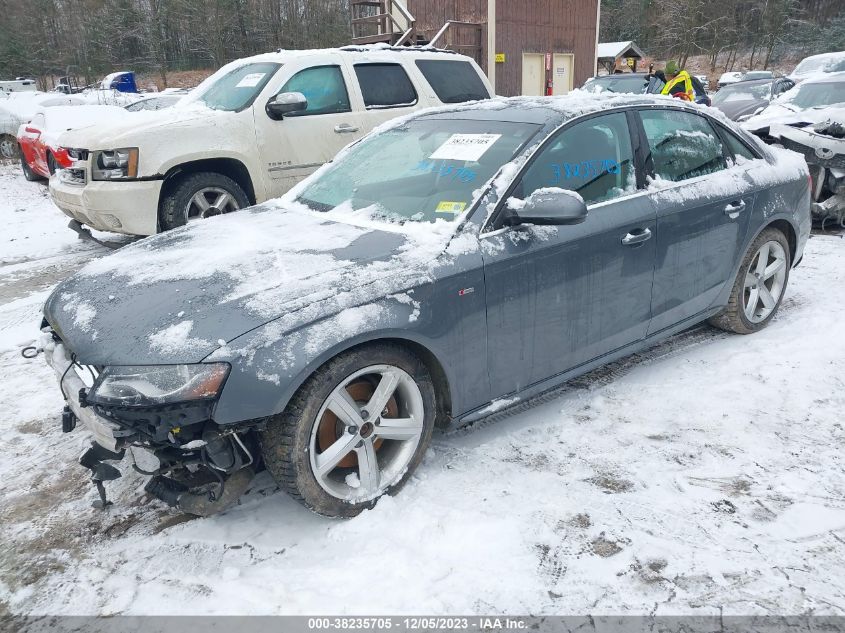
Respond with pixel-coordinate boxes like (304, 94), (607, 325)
(194, 62), (280, 112)
(297, 118), (542, 223)
(781, 81), (845, 109)
(713, 82), (771, 104)
(583, 75), (647, 94)
(793, 56), (845, 77)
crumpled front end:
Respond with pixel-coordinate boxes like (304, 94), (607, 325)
(38, 321), (260, 516)
(774, 118), (845, 229)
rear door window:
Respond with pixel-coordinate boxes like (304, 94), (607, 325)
(720, 127), (758, 162)
(354, 63), (418, 109)
(639, 109), (728, 182)
(415, 60), (490, 103)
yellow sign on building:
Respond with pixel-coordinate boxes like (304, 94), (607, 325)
(495, 53), (506, 63)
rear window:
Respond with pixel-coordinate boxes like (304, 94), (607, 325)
(354, 64), (418, 109)
(415, 60), (490, 103)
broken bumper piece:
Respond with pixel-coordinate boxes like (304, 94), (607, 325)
(40, 330), (257, 515)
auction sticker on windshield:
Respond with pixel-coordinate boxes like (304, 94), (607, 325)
(435, 201), (467, 214)
(430, 134), (502, 162)
(236, 73), (266, 88)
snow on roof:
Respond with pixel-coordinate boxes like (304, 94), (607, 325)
(596, 41), (645, 60)
(227, 42), (464, 66)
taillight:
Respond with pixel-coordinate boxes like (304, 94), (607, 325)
(24, 126), (40, 136)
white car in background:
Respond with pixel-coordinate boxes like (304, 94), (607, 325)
(741, 71), (845, 141)
(718, 71), (743, 88)
(789, 51), (845, 83)
(49, 46), (493, 236)
(0, 92), (88, 159)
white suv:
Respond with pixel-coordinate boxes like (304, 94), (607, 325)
(49, 46), (493, 235)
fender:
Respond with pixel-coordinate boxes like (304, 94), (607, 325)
(208, 271), (488, 425)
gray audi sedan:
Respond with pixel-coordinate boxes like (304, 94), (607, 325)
(40, 94), (811, 518)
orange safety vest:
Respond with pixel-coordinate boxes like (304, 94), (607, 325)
(661, 70), (694, 101)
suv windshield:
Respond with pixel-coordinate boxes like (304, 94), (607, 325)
(194, 62), (281, 112)
(583, 75), (647, 94)
(781, 80), (845, 109)
(297, 118), (541, 223)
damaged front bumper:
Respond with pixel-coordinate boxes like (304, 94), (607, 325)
(37, 326), (260, 515)
(772, 121), (845, 228)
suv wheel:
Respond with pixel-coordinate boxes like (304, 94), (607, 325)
(260, 344), (437, 517)
(159, 171), (249, 231)
(0, 134), (19, 160)
(710, 227), (791, 334)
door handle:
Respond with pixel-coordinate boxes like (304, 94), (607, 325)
(724, 200), (746, 217)
(621, 228), (652, 246)
(334, 124), (360, 134)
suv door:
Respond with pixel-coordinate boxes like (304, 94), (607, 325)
(255, 63), (364, 197)
(636, 107), (755, 334)
(481, 111), (657, 397)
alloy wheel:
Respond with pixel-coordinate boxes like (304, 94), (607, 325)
(185, 186), (241, 221)
(309, 365), (425, 502)
(743, 240), (787, 323)
(0, 136), (18, 160)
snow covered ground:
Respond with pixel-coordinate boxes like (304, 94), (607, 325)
(1, 163), (844, 616)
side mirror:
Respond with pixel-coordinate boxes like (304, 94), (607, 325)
(505, 189), (588, 226)
(266, 92), (308, 120)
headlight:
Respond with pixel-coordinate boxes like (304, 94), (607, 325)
(92, 148), (139, 180)
(87, 363), (229, 407)
(66, 147), (89, 161)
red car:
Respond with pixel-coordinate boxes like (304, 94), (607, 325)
(17, 111), (74, 181)
(17, 105), (128, 181)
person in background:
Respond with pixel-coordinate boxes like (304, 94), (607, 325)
(660, 60), (695, 100)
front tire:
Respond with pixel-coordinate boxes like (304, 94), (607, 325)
(159, 171), (249, 231)
(709, 227), (791, 334)
(20, 153), (43, 181)
(260, 343), (437, 518)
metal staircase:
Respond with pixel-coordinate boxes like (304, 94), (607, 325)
(349, 1), (483, 67)
(350, 0), (418, 46)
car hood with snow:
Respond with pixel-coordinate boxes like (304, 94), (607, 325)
(42, 204), (436, 366)
(56, 103), (226, 151)
(740, 102), (843, 135)
(716, 97), (766, 122)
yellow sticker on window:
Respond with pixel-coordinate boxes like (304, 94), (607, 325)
(436, 201), (467, 214)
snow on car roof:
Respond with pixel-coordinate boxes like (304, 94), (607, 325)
(386, 91), (715, 130)
(798, 70), (845, 84)
(223, 42), (468, 66)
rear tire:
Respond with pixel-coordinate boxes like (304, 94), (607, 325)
(158, 171), (249, 231)
(20, 153), (43, 181)
(709, 227), (791, 334)
(260, 343), (437, 518)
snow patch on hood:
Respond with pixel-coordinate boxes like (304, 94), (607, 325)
(148, 320), (210, 355)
